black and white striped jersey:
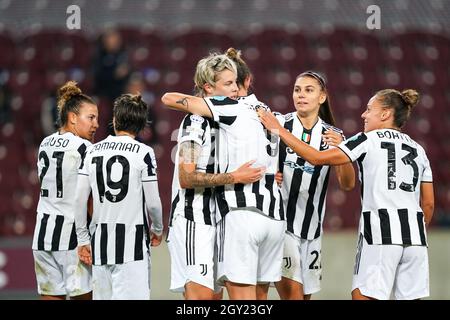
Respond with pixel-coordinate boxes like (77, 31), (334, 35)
(204, 95), (284, 222)
(169, 114), (216, 226)
(338, 129), (432, 246)
(32, 132), (90, 251)
(79, 135), (158, 265)
(280, 113), (344, 240)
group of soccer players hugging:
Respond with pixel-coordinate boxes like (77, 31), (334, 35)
(32, 47), (434, 300)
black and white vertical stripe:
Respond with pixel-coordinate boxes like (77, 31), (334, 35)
(361, 209), (427, 246)
(91, 223), (147, 265)
(185, 220), (196, 265)
(217, 218), (226, 262)
(32, 213), (77, 250)
(170, 116), (216, 225)
(353, 233), (364, 275)
(280, 114), (336, 240)
(339, 129), (432, 247)
(214, 174), (284, 222)
(33, 132), (91, 251)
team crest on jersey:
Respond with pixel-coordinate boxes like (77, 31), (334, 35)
(200, 264), (208, 276)
(284, 161), (315, 174)
(189, 114), (204, 124)
(284, 113), (294, 121)
(320, 139), (330, 150)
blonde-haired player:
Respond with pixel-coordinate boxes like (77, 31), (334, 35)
(168, 53), (264, 300)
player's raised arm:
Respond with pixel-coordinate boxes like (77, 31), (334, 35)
(323, 129), (356, 191)
(161, 92), (213, 118)
(258, 109), (350, 166)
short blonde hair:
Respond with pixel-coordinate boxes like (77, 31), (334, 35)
(194, 53), (237, 97)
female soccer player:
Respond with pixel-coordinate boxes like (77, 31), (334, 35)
(32, 81), (98, 300)
(168, 53), (264, 300)
(76, 94), (163, 300)
(274, 71), (355, 300)
(162, 48), (286, 300)
(258, 89), (434, 300)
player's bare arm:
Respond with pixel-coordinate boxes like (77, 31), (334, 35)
(179, 141), (264, 188)
(161, 92), (213, 118)
(258, 109), (350, 166)
(323, 130), (356, 191)
(421, 182), (434, 226)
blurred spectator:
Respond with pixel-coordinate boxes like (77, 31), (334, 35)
(92, 29), (131, 136)
(40, 94), (58, 137)
(92, 29), (130, 101)
(0, 81), (12, 125)
(125, 74), (158, 145)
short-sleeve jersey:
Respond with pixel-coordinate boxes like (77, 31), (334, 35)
(338, 129), (432, 246)
(79, 135), (158, 265)
(170, 114), (216, 226)
(32, 132), (91, 251)
(279, 113), (344, 240)
(203, 95), (284, 222)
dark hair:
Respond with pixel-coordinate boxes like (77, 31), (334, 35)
(297, 71), (336, 126)
(57, 81), (95, 127)
(225, 47), (252, 89)
(376, 89), (420, 129)
(113, 93), (148, 135)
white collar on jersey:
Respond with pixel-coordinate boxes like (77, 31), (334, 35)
(238, 93), (258, 103)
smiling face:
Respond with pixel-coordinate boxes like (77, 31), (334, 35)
(292, 76), (326, 118)
(361, 95), (389, 132)
(70, 102), (99, 141)
(204, 69), (239, 99)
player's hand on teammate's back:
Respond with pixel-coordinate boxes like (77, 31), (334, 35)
(78, 245), (92, 266)
(231, 160), (265, 184)
(150, 232), (162, 247)
(257, 109), (283, 133)
(275, 171), (283, 186)
(322, 129), (344, 147)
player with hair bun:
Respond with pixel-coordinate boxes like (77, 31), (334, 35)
(32, 80), (98, 300)
(163, 48), (286, 300)
(258, 88), (434, 300)
(168, 53), (264, 300)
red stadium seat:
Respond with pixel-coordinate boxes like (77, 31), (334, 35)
(0, 32), (17, 69)
(1, 27), (450, 235)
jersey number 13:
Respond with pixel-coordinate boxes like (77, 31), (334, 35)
(381, 142), (418, 192)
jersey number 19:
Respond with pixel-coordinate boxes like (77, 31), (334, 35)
(92, 155), (130, 203)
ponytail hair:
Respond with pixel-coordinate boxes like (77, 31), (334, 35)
(376, 88), (420, 128)
(225, 47), (252, 90)
(57, 81), (95, 128)
(297, 71), (336, 126)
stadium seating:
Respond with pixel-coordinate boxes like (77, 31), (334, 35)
(0, 27), (449, 235)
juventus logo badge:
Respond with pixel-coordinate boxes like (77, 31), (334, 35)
(283, 257), (292, 269)
(200, 264), (207, 276)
